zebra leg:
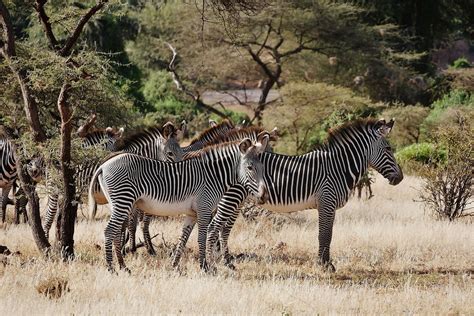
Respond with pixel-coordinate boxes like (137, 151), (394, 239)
(197, 211), (212, 272)
(127, 208), (139, 254)
(141, 214), (156, 256)
(104, 208), (130, 273)
(220, 211), (239, 269)
(43, 194), (59, 240)
(317, 203), (336, 272)
(171, 215), (196, 268)
(1, 184), (12, 223)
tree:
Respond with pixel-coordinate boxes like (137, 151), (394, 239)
(0, 0), (133, 258)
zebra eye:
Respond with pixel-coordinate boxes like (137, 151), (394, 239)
(167, 151), (174, 157)
(247, 165), (253, 171)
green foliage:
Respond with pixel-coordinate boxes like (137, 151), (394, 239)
(396, 143), (446, 166)
(422, 90), (474, 139)
(451, 57), (471, 69)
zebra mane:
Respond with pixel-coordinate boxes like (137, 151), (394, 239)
(82, 129), (113, 139)
(115, 126), (164, 151)
(189, 119), (235, 145)
(183, 140), (243, 160)
(324, 118), (380, 148)
(202, 125), (267, 147)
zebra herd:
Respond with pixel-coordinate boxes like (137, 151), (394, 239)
(0, 117), (403, 273)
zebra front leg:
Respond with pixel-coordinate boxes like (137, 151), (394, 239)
(1, 185), (12, 223)
(317, 203), (336, 272)
(141, 214), (156, 256)
(171, 215), (196, 268)
(43, 194), (59, 240)
(197, 212), (212, 272)
(220, 211), (239, 269)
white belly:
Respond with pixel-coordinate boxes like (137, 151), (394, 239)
(135, 196), (195, 217)
(262, 199), (317, 213)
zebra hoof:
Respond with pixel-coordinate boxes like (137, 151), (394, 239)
(147, 248), (157, 256)
(321, 262), (336, 273)
(225, 262), (236, 270)
(121, 267), (131, 274)
(107, 267), (116, 274)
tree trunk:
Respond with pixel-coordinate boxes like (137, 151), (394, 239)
(15, 158), (51, 253)
(57, 83), (77, 260)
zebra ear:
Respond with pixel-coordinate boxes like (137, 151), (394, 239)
(162, 122), (177, 139)
(208, 119), (217, 127)
(256, 131), (270, 153)
(375, 118), (393, 136)
(239, 138), (253, 154)
(116, 127), (125, 138)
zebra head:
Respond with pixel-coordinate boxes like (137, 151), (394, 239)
(26, 155), (45, 183)
(368, 119), (403, 185)
(238, 131), (270, 204)
(104, 127), (124, 151)
(161, 122), (184, 162)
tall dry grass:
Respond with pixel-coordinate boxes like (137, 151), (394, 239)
(0, 175), (472, 314)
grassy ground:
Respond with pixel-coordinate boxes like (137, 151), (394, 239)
(0, 175), (473, 314)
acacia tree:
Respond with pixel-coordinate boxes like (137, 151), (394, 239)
(0, 0), (131, 258)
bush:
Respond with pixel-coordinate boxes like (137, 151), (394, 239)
(421, 90), (474, 139)
(451, 57), (471, 69)
(419, 119), (473, 221)
(396, 143), (446, 165)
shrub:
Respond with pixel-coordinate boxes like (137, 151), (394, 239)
(396, 143), (446, 165)
(451, 57), (471, 69)
(419, 118), (473, 221)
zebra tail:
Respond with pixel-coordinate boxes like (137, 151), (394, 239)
(88, 166), (102, 220)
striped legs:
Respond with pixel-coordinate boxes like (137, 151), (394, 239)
(317, 200), (336, 272)
(105, 204), (132, 272)
(141, 214), (155, 255)
(43, 194), (59, 240)
(14, 186), (28, 224)
(1, 184), (13, 222)
(127, 210), (155, 255)
(172, 215), (196, 267)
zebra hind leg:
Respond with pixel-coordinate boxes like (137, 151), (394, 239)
(171, 215), (196, 268)
(43, 194), (59, 240)
(141, 214), (156, 256)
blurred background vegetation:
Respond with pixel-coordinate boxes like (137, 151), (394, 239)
(1, 0), (473, 195)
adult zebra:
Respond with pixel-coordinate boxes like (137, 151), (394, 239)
(89, 134), (270, 272)
(205, 118), (403, 271)
(42, 123), (125, 239)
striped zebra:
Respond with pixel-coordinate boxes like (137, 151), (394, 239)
(42, 125), (124, 239)
(89, 134), (270, 272)
(1, 133), (17, 222)
(125, 120), (240, 255)
(169, 126), (277, 267)
(205, 119), (403, 271)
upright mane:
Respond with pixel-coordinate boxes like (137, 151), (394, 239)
(322, 118), (379, 148)
(189, 119), (235, 145)
(204, 126), (266, 146)
(115, 126), (163, 151)
(183, 140), (241, 160)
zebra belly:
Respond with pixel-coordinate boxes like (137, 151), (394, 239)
(135, 196), (195, 217)
(261, 198), (317, 213)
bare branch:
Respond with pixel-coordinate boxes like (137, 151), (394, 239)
(165, 42), (228, 119)
(59, 0), (109, 57)
(0, 0), (16, 56)
(34, 0), (59, 49)
(77, 113), (97, 137)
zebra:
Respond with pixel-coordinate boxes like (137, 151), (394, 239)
(124, 119), (240, 255)
(205, 118), (403, 272)
(89, 134), (270, 272)
(0, 134), (17, 222)
(42, 125), (125, 239)
(168, 126), (277, 267)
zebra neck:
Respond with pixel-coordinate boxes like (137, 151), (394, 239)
(200, 148), (239, 187)
(326, 138), (370, 191)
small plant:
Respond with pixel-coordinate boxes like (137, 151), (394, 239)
(419, 115), (473, 221)
(35, 276), (69, 299)
(451, 57), (471, 69)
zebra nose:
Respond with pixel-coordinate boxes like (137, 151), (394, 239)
(258, 186), (269, 204)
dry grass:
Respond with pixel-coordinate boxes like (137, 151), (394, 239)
(0, 175), (473, 314)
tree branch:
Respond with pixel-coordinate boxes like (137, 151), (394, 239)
(165, 42), (228, 119)
(58, 0), (108, 57)
(34, 0), (59, 49)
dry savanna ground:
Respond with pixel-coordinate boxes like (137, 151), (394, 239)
(0, 175), (473, 314)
